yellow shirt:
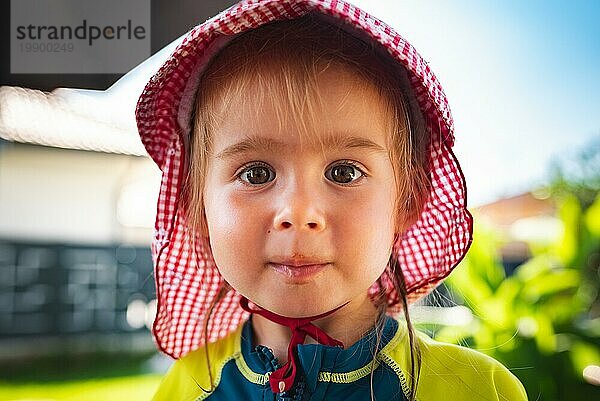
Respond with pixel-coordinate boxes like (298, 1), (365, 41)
(152, 317), (528, 401)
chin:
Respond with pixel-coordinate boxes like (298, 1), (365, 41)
(256, 293), (339, 318)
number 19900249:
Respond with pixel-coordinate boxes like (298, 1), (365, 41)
(18, 42), (74, 52)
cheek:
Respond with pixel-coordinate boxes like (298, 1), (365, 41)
(203, 184), (265, 270)
(336, 186), (397, 270)
(361, 179), (397, 234)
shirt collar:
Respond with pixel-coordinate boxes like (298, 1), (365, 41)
(239, 315), (399, 392)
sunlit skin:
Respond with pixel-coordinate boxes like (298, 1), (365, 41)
(202, 65), (404, 361)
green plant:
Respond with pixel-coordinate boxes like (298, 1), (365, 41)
(429, 194), (600, 401)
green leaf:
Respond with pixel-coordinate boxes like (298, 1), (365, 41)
(556, 194), (582, 266)
(584, 194), (600, 238)
(570, 340), (600, 378)
(534, 312), (556, 354)
(514, 253), (554, 282)
(522, 269), (580, 303)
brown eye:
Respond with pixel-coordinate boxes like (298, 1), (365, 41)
(239, 164), (275, 185)
(326, 163), (364, 184)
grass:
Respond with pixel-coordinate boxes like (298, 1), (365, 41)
(0, 353), (164, 401)
(0, 375), (162, 401)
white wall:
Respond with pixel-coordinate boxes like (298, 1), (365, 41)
(0, 142), (161, 245)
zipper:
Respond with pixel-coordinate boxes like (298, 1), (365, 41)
(254, 345), (307, 401)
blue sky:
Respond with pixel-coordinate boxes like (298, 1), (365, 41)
(353, 0), (600, 206)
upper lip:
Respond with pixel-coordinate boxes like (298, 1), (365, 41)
(268, 256), (331, 266)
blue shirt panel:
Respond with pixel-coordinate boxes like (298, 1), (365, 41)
(204, 316), (408, 401)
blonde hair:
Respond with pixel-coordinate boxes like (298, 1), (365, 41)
(183, 13), (429, 401)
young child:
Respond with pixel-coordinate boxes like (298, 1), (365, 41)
(136, 1), (528, 400)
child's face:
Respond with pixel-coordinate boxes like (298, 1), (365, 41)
(202, 66), (401, 317)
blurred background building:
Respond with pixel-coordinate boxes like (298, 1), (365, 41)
(0, 137), (158, 361)
(0, 0), (237, 364)
(475, 192), (559, 274)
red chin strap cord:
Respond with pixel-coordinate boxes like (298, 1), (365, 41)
(239, 297), (346, 394)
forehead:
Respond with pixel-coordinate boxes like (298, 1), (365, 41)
(209, 64), (393, 154)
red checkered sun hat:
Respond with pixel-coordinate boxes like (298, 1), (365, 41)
(136, 0), (473, 359)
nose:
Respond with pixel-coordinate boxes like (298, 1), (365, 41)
(272, 182), (326, 232)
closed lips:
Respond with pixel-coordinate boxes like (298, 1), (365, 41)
(267, 261), (331, 281)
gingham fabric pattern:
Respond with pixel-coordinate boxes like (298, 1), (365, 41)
(136, 0), (473, 359)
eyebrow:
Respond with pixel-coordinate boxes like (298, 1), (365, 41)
(215, 134), (387, 160)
